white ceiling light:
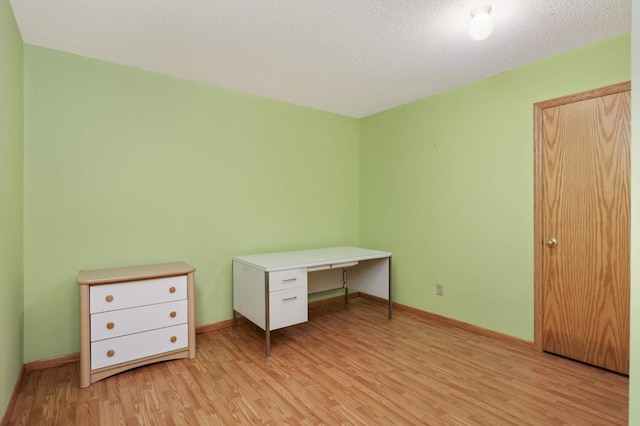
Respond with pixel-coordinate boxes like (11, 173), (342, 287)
(468, 5), (494, 41)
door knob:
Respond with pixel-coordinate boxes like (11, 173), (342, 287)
(545, 238), (558, 248)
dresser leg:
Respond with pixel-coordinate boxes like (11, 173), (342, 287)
(79, 284), (91, 388)
(232, 310), (237, 331)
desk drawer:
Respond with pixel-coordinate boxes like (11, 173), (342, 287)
(90, 275), (187, 313)
(269, 268), (307, 292)
(91, 323), (188, 370)
(90, 299), (188, 342)
(269, 286), (307, 331)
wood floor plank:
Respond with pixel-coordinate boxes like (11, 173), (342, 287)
(6, 298), (628, 425)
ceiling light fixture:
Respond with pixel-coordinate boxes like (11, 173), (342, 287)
(468, 5), (494, 41)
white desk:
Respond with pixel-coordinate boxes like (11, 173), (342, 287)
(232, 246), (392, 356)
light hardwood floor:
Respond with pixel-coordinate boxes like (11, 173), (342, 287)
(6, 298), (628, 425)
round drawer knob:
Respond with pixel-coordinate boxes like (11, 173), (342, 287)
(105, 295), (114, 302)
(107, 349), (115, 357)
(169, 287), (176, 294)
(170, 311), (177, 318)
(170, 336), (177, 343)
(106, 322), (115, 330)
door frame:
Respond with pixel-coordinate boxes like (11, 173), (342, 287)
(532, 81), (631, 351)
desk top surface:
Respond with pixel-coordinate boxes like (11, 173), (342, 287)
(233, 246), (391, 272)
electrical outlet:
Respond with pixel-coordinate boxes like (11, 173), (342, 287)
(436, 283), (444, 296)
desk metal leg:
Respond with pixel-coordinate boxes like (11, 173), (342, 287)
(265, 271), (271, 357)
(388, 256), (393, 320)
(266, 330), (271, 357)
(343, 268), (349, 304)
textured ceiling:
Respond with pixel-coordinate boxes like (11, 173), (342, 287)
(9, 0), (631, 118)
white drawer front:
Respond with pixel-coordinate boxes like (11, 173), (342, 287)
(269, 268), (307, 292)
(91, 323), (188, 370)
(269, 286), (308, 331)
(90, 275), (187, 313)
(90, 299), (188, 342)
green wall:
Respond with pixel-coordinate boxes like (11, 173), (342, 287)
(629, 3), (639, 424)
(0, 0), (23, 418)
(360, 34), (630, 341)
(23, 46), (360, 362)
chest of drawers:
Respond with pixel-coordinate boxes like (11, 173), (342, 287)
(78, 262), (196, 388)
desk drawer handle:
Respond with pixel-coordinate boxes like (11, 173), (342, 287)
(170, 336), (177, 343)
(169, 286), (176, 294)
(170, 311), (177, 318)
(282, 278), (297, 283)
(105, 295), (114, 303)
(282, 296), (297, 302)
(106, 322), (115, 330)
(107, 349), (115, 357)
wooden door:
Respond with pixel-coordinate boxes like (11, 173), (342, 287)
(534, 82), (630, 374)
